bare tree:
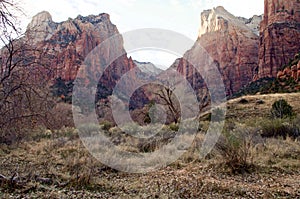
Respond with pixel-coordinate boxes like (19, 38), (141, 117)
(0, 0), (22, 33)
(0, 0), (56, 144)
(154, 84), (181, 124)
(154, 81), (211, 124)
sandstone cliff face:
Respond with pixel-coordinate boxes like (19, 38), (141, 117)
(175, 6), (259, 96)
(25, 12), (157, 123)
(258, 0), (300, 78)
(26, 11), (136, 85)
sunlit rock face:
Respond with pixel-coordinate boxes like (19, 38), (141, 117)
(174, 6), (259, 96)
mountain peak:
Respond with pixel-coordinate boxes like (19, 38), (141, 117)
(75, 13), (111, 24)
(198, 6), (232, 37)
(215, 6), (226, 12)
(198, 6), (256, 38)
(35, 11), (52, 20)
(26, 11), (57, 43)
(27, 11), (53, 29)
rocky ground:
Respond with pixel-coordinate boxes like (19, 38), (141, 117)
(1, 153), (300, 198)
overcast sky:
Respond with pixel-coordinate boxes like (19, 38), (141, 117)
(22, 0), (264, 69)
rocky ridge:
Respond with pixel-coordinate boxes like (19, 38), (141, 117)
(134, 61), (162, 76)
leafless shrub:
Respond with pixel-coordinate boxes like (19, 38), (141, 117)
(215, 125), (259, 173)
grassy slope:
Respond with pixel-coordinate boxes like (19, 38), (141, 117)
(1, 93), (300, 198)
(226, 93), (300, 120)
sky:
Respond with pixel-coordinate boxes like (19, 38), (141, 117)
(21, 0), (264, 69)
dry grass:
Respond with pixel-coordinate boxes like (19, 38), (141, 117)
(1, 135), (300, 198)
(254, 137), (300, 169)
(0, 130), (107, 192)
(1, 93), (300, 198)
(226, 93), (300, 120)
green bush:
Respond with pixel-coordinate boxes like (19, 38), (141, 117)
(169, 123), (179, 132)
(100, 121), (113, 131)
(271, 99), (294, 119)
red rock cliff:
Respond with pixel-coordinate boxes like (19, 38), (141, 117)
(26, 11), (137, 85)
(174, 6), (259, 96)
(258, 0), (300, 78)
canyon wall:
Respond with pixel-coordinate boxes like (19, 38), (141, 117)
(174, 6), (260, 96)
(258, 0), (300, 78)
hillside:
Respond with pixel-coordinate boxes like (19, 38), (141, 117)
(1, 92), (300, 198)
(226, 92), (300, 120)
